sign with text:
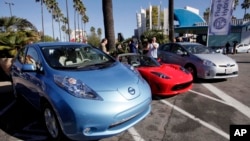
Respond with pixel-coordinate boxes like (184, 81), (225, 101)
(208, 0), (234, 35)
(230, 125), (250, 141)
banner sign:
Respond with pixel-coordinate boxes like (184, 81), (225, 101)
(208, 0), (234, 35)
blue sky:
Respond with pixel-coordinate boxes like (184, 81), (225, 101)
(0, 0), (246, 40)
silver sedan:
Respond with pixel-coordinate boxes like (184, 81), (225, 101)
(158, 42), (239, 79)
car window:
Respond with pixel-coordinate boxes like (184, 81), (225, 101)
(118, 55), (160, 67)
(41, 45), (116, 69)
(25, 46), (41, 69)
(183, 44), (214, 54)
(170, 44), (184, 54)
(159, 44), (171, 52)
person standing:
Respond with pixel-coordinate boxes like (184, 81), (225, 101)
(147, 37), (159, 59)
(225, 41), (230, 54)
(233, 41), (238, 54)
(99, 38), (109, 54)
(129, 39), (138, 53)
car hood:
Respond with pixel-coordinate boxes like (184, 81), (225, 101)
(195, 54), (236, 64)
(160, 64), (192, 80)
(55, 63), (142, 100)
(71, 64), (139, 90)
(141, 64), (192, 81)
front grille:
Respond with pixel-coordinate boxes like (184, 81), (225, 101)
(219, 64), (236, 67)
(216, 71), (238, 76)
(109, 112), (139, 129)
(172, 81), (192, 91)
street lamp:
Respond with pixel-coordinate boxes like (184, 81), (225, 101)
(5, 1), (14, 17)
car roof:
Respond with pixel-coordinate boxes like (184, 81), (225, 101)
(174, 42), (203, 45)
(32, 42), (89, 48)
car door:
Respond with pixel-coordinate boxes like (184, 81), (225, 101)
(168, 44), (188, 66)
(13, 45), (44, 107)
(158, 43), (172, 63)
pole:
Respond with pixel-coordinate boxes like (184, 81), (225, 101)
(41, 0), (45, 41)
(168, 0), (174, 42)
(5, 2), (14, 17)
(66, 0), (71, 41)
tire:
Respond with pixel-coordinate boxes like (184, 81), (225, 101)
(185, 64), (197, 80)
(43, 103), (67, 141)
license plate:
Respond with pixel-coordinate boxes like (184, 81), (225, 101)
(225, 68), (232, 74)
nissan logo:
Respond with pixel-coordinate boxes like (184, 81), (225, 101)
(128, 87), (135, 95)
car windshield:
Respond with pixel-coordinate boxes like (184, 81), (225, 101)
(182, 44), (215, 54)
(118, 54), (160, 67)
(41, 45), (116, 70)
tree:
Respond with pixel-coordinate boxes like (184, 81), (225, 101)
(0, 17), (40, 76)
(102, 0), (115, 52)
(35, 0), (45, 40)
(97, 28), (102, 38)
(241, 0), (250, 18)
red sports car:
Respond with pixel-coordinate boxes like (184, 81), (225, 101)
(117, 53), (193, 96)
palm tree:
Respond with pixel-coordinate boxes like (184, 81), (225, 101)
(65, 0), (71, 41)
(35, 0), (45, 40)
(0, 16), (37, 32)
(0, 17), (40, 76)
(97, 28), (102, 39)
(102, 0), (115, 52)
(73, 0), (87, 42)
(82, 15), (89, 32)
(241, 0), (250, 18)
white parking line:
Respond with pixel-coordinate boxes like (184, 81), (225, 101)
(128, 127), (145, 141)
(189, 90), (230, 106)
(202, 83), (250, 119)
(158, 98), (229, 140)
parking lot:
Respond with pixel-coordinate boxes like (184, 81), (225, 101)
(0, 53), (250, 141)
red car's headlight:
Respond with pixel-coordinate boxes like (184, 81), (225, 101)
(151, 72), (170, 79)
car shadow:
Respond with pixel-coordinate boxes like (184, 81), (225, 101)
(193, 78), (227, 84)
(0, 81), (50, 141)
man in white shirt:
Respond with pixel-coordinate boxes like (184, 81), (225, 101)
(147, 37), (159, 59)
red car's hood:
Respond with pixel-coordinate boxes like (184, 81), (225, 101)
(139, 64), (193, 81)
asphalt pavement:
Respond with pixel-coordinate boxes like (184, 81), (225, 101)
(0, 67), (21, 141)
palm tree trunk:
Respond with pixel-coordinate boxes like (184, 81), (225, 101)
(168, 0), (174, 42)
(66, 0), (70, 41)
(102, 0), (115, 52)
(41, 0), (45, 41)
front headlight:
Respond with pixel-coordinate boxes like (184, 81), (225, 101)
(54, 75), (103, 100)
(151, 72), (170, 79)
(203, 60), (216, 67)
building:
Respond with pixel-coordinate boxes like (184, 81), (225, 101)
(135, 5), (250, 47)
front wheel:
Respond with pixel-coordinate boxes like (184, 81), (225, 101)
(43, 103), (67, 141)
(185, 64), (197, 79)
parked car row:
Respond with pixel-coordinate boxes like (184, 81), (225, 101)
(212, 43), (250, 54)
(10, 41), (240, 141)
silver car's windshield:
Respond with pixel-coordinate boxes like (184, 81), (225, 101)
(183, 44), (215, 54)
(41, 45), (115, 69)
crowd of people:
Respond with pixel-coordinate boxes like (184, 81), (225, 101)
(98, 36), (160, 60)
(225, 40), (238, 54)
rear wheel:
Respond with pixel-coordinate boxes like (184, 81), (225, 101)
(43, 103), (67, 141)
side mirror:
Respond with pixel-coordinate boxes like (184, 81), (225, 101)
(21, 64), (37, 72)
